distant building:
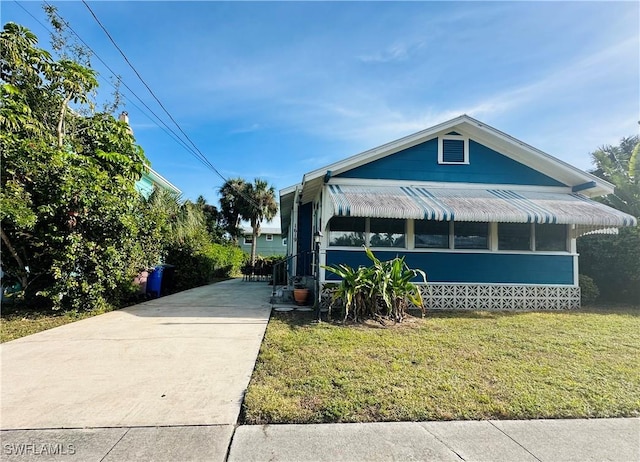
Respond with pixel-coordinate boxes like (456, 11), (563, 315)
(118, 111), (181, 198)
(135, 167), (181, 198)
(240, 225), (286, 257)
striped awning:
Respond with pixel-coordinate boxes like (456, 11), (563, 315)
(327, 184), (637, 228)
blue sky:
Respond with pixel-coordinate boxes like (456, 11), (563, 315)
(3, 1), (639, 207)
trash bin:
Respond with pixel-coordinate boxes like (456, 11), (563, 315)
(159, 264), (176, 296)
(146, 266), (164, 299)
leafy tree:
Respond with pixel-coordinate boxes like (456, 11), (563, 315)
(577, 135), (640, 304)
(0, 22), (156, 310)
(589, 135), (639, 217)
(195, 195), (226, 242)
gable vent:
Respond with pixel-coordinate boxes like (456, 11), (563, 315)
(443, 139), (465, 163)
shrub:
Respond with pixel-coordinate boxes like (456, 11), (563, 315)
(324, 247), (426, 323)
(579, 274), (600, 306)
(577, 227), (640, 304)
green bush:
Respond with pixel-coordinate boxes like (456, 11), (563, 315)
(324, 247), (426, 323)
(579, 274), (600, 306)
(577, 227), (640, 304)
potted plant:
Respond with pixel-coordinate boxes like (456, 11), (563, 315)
(293, 279), (310, 306)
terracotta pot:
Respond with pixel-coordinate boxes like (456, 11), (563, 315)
(293, 288), (310, 306)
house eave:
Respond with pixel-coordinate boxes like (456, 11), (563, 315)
(299, 114), (615, 199)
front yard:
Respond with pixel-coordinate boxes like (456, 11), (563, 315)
(243, 308), (640, 424)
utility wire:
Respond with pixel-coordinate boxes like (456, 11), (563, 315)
(34, 0), (202, 161)
(80, 0), (262, 208)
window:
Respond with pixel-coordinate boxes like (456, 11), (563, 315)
(454, 222), (488, 249)
(282, 238), (287, 246)
(369, 218), (405, 248)
(415, 220), (449, 248)
(439, 135), (469, 164)
(265, 234), (273, 242)
(498, 223), (531, 251)
(329, 217), (366, 246)
(243, 236), (253, 245)
(535, 224), (566, 251)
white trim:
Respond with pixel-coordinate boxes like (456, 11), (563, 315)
(325, 247), (574, 256)
(265, 234), (273, 242)
(326, 177), (573, 194)
(438, 134), (470, 165)
(298, 115), (615, 198)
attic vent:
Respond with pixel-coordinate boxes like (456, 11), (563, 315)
(438, 135), (469, 164)
(445, 131), (461, 136)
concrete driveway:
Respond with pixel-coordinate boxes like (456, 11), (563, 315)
(1, 279), (271, 461)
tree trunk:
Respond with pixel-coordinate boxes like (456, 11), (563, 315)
(0, 227), (29, 288)
(57, 94), (72, 147)
(251, 227), (258, 267)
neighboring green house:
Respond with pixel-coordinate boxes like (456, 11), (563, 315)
(135, 167), (182, 198)
(240, 224), (286, 257)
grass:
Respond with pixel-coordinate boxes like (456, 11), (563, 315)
(0, 307), (108, 343)
(0, 278), (233, 343)
(243, 307), (640, 424)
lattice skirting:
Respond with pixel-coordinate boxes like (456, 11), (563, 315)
(320, 283), (581, 311)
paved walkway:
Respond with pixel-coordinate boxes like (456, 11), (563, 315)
(2, 280), (638, 461)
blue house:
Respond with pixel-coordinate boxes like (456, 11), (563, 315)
(280, 115), (636, 310)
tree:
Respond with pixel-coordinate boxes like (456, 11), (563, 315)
(577, 135), (640, 304)
(589, 135), (640, 217)
(219, 178), (247, 244)
(195, 195), (226, 242)
(242, 179), (279, 267)
(1, 22), (157, 310)
(218, 178), (278, 266)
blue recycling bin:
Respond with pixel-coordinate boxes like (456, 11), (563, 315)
(146, 266), (164, 299)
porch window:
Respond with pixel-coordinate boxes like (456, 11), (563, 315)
(498, 223), (531, 251)
(415, 220), (449, 248)
(535, 224), (567, 251)
(454, 222), (488, 249)
(329, 217), (366, 247)
(369, 218), (405, 248)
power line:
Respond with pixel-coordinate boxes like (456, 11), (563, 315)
(36, 0), (202, 162)
(79, 0), (262, 208)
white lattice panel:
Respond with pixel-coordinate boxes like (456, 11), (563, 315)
(321, 283), (580, 311)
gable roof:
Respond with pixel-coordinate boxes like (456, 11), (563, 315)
(293, 115), (613, 205)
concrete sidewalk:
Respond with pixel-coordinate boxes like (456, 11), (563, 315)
(228, 418), (640, 462)
(2, 280), (638, 461)
(1, 279), (272, 461)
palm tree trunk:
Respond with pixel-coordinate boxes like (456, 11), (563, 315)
(251, 227), (258, 267)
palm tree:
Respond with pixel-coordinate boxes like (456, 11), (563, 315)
(219, 178), (247, 244)
(242, 179), (278, 267)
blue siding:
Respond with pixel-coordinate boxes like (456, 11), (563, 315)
(297, 203), (313, 275)
(325, 250), (574, 285)
(337, 139), (565, 187)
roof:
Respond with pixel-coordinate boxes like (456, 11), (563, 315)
(327, 184), (636, 230)
(242, 226), (282, 235)
(281, 115), (618, 233)
(145, 167), (181, 195)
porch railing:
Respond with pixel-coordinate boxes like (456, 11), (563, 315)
(271, 250), (314, 298)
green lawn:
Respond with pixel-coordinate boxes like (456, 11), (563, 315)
(243, 308), (640, 424)
(0, 308), (106, 343)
